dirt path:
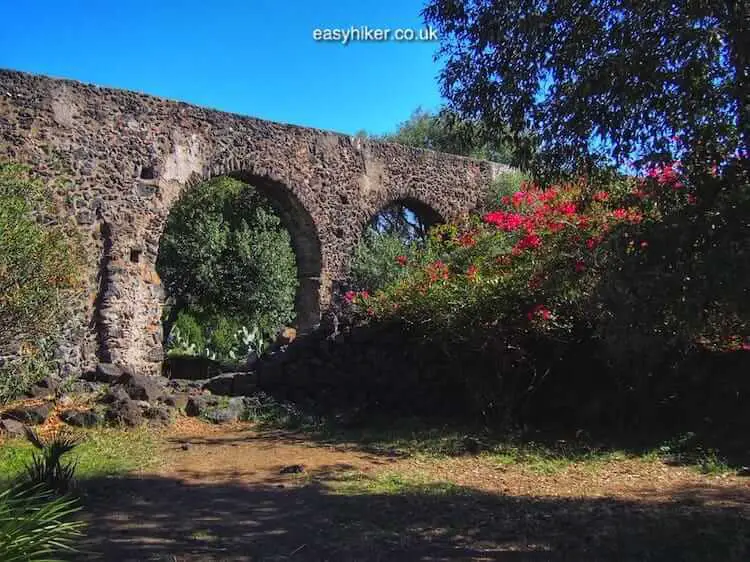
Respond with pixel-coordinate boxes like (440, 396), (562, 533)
(79, 420), (750, 561)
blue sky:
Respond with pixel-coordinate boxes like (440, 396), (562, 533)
(0, 0), (444, 136)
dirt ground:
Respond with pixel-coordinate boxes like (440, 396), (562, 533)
(79, 419), (750, 561)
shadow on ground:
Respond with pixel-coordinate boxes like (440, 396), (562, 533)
(76, 471), (749, 561)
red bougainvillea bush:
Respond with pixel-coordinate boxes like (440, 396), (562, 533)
(343, 156), (749, 425)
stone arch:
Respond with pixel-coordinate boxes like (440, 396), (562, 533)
(381, 195), (445, 229)
(166, 165), (324, 335)
(342, 195), (446, 282)
(360, 194), (446, 239)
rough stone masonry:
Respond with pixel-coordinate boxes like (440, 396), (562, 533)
(0, 69), (508, 376)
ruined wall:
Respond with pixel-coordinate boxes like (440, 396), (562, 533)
(0, 69), (507, 376)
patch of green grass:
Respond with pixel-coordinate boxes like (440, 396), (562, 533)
(0, 439), (34, 481)
(328, 470), (468, 497)
(73, 427), (161, 477)
(304, 419), (649, 474)
(0, 427), (161, 485)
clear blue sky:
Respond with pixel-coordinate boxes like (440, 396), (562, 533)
(0, 0), (444, 136)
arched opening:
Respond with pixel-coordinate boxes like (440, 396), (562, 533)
(348, 197), (444, 292)
(156, 174), (321, 366)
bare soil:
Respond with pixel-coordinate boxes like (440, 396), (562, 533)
(77, 419), (750, 561)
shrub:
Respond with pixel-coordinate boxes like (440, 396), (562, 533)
(0, 163), (84, 403)
(346, 158), (749, 427)
(157, 176), (298, 338)
(349, 228), (424, 292)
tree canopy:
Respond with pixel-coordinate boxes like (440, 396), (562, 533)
(156, 177), (298, 339)
(383, 107), (518, 165)
(424, 0), (749, 178)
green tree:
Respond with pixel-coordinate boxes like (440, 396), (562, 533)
(384, 107), (518, 165)
(424, 0), (748, 178)
(157, 177), (298, 341)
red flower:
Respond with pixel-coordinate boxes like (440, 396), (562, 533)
(483, 210), (528, 232)
(593, 191), (609, 202)
(687, 194), (697, 205)
(427, 260), (449, 282)
(359, 290), (370, 300)
(395, 255), (408, 266)
(344, 290), (356, 303)
(575, 260), (586, 273)
(515, 233), (542, 252)
(586, 237), (600, 250)
(640, 240), (649, 249)
(612, 208), (628, 220)
(527, 304), (551, 321)
(539, 188), (558, 202)
(612, 208), (643, 224)
(466, 264), (478, 280)
(511, 191), (527, 208)
(457, 232), (477, 247)
(557, 202), (577, 215)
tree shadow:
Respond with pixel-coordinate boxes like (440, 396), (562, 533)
(74, 472), (749, 561)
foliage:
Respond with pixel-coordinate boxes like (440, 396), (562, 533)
(484, 169), (530, 209)
(157, 176), (298, 339)
(348, 228), (426, 292)
(0, 341), (55, 405)
(347, 160), (749, 424)
(424, 0), (748, 180)
(350, 103), (525, 293)
(0, 163), (83, 402)
(0, 427), (161, 485)
(21, 427), (81, 495)
(165, 309), (271, 363)
(0, 484), (84, 562)
(383, 107), (518, 165)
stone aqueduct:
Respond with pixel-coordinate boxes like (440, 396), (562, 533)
(0, 70), (506, 375)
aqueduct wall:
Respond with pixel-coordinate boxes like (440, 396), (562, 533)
(0, 69), (506, 375)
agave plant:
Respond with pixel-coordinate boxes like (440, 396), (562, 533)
(22, 427), (81, 495)
(0, 484), (85, 561)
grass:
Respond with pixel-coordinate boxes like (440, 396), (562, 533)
(267, 415), (740, 476)
(300, 418), (642, 472)
(0, 426), (161, 486)
(328, 470), (469, 497)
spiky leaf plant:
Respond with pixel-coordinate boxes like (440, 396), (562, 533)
(0, 484), (84, 561)
(22, 427), (81, 495)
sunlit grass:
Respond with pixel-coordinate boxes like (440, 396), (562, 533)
(327, 469), (468, 497)
(0, 426), (162, 485)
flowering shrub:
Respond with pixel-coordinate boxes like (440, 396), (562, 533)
(348, 175), (645, 333)
(341, 156), (749, 425)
